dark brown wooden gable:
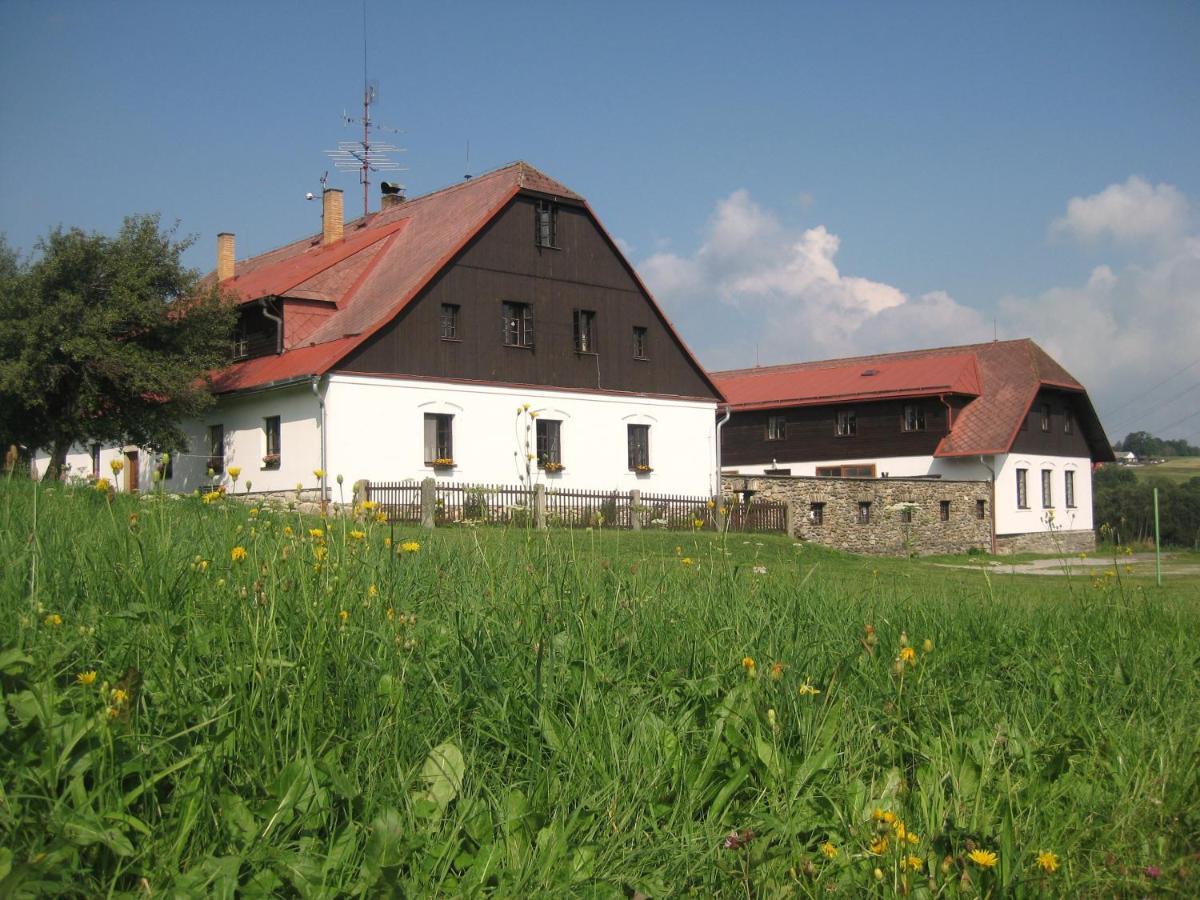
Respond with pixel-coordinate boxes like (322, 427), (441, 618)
(337, 196), (719, 399)
(1010, 388), (1093, 457)
(722, 398), (950, 466)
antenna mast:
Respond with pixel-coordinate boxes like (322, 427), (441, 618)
(324, 2), (405, 218)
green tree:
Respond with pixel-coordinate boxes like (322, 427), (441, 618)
(0, 216), (235, 480)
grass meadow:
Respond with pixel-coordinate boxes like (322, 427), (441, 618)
(1130, 457), (1200, 485)
(2, 479), (1198, 897)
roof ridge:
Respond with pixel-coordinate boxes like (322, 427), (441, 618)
(711, 339), (1031, 377)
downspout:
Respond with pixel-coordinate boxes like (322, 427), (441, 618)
(311, 376), (327, 511)
(715, 405), (731, 499)
(260, 297), (283, 354)
(980, 454), (997, 555)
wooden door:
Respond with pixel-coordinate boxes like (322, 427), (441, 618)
(125, 451), (139, 493)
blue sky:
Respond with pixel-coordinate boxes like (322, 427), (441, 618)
(2, 1), (1198, 443)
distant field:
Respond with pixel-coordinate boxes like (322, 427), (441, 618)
(2, 481), (1198, 896)
(1129, 456), (1200, 483)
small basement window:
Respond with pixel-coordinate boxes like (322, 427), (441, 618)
(940, 500), (951, 521)
(809, 502), (825, 525)
(857, 501), (872, 525)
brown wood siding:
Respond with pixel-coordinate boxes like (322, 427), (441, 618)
(1010, 389), (1092, 456)
(236, 304), (278, 360)
(723, 398), (950, 466)
(338, 198), (718, 399)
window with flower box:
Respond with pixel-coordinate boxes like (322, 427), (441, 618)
(627, 424), (650, 471)
(537, 419), (563, 470)
(424, 414), (454, 466)
(263, 416), (281, 469)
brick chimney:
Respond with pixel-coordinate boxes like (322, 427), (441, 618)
(322, 189), (344, 245)
(380, 193), (406, 211)
(217, 232), (235, 282)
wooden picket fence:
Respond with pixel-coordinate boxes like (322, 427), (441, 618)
(362, 479), (788, 534)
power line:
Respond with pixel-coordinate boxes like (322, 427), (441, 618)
(1099, 355), (1200, 419)
(1104, 380), (1200, 435)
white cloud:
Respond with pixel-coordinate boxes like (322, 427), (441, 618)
(640, 181), (1200, 441)
(1051, 176), (1190, 246)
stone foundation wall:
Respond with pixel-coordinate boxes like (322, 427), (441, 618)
(724, 474), (993, 556)
(995, 529), (1095, 555)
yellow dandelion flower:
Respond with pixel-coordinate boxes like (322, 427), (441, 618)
(375, 512), (388, 524)
(76, 670), (97, 686)
(44, 613), (63, 627)
(368, 584), (378, 597)
(230, 546), (247, 562)
(894, 822), (907, 841)
(338, 609), (349, 623)
(741, 656), (756, 671)
(283, 525), (294, 537)
(248, 508), (259, 518)
(110, 458), (124, 474)
(309, 528), (324, 539)
(360, 500), (378, 511)
(798, 680), (821, 696)
(386, 607), (395, 620)
(313, 546), (328, 560)
(907, 831), (920, 845)
(110, 688), (128, 705)
(693, 518), (705, 529)
(706, 499), (715, 509)
(228, 466), (242, 479)
(1035, 850), (1059, 873)
(769, 661), (785, 681)
(869, 837), (889, 855)
(94, 477), (112, 492)
(674, 545), (682, 555)
(900, 646), (917, 665)
(680, 556), (694, 566)
(349, 529), (366, 541)
(313, 469), (326, 479)
(881, 811), (897, 825)
(819, 841), (838, 859)
(399, 540), (421, 553)
(905, 855), (923, 872)
(968, 849), (998, 868)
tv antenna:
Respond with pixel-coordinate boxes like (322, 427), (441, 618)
(324, 2), (405, 218)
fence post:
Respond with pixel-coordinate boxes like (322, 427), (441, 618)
(785, 501), (796, 537)
(630, 489), (641, 530)
(420, 477), (436, 529)
(534, 483), (547, 530)
(353, 479), (371, 506)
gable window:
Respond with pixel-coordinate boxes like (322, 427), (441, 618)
(208, 424), (225, 474)
(1041, 469), (1053, 508)
(1040, 404), (1051, 432)
(440, 304), (460, 340)
(903, 404), (926, 432)
(816, 464), (875, 478)
(627, 424), (650, 471)
(424, 414), (454, 465)
(809, 502), (825, 525)
(836, 410), (857, 437)
(90, 443), (101, 477)
(1065, 470), (1076, 508)
(535, 200), (557, 248)
(1064, 413), (1074, 435)
(232, 320), (249, 361)
(940, 500), (951, 522)
(263, 416), (281, 469)
(573, 309), (596, 353)
(633, 326), (648, 360)
(976, 499), (987, 520)
(857, 501), (871, 525)
(502, 301), (533, 348)
(1016, 467), (1029, 509)
(766, 415), (786, 441)
(536, 419), (562, 469)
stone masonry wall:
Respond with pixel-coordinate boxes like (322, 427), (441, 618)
(724, 474), (993, 556)
(995, 529), (1095, 555)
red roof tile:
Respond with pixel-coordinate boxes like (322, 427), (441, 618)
(209, 337), (359, 393)
(712, 339), (1112, 460)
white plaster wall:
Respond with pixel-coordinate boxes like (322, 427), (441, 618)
(31, 443), (156, 492)
(994, 453), (1093, 535)
(725, 454), (992, 481)
(325, 375), (719, 496)
(172, 384), (322, 495)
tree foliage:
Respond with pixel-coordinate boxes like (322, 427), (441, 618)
(0, 216), (235, 478)
(1093, 465), (1200, 548)
(1115, 430), (1200, 458)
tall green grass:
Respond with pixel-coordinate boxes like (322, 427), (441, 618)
(2, 480), (1198, 897)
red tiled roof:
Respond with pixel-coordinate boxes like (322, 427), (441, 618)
(711, 339), (1112, 460)
(208, 161), (718, 398)
(713, 352), (981, 410)
(209, 337), (359, 393)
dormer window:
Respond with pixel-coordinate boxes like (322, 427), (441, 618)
(836, 410), (857, 437)
(232, 321), (249, 361)
(573, 309), (596, 353)
(536, 200), (557, 248)
(903, 404), (926, 432)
